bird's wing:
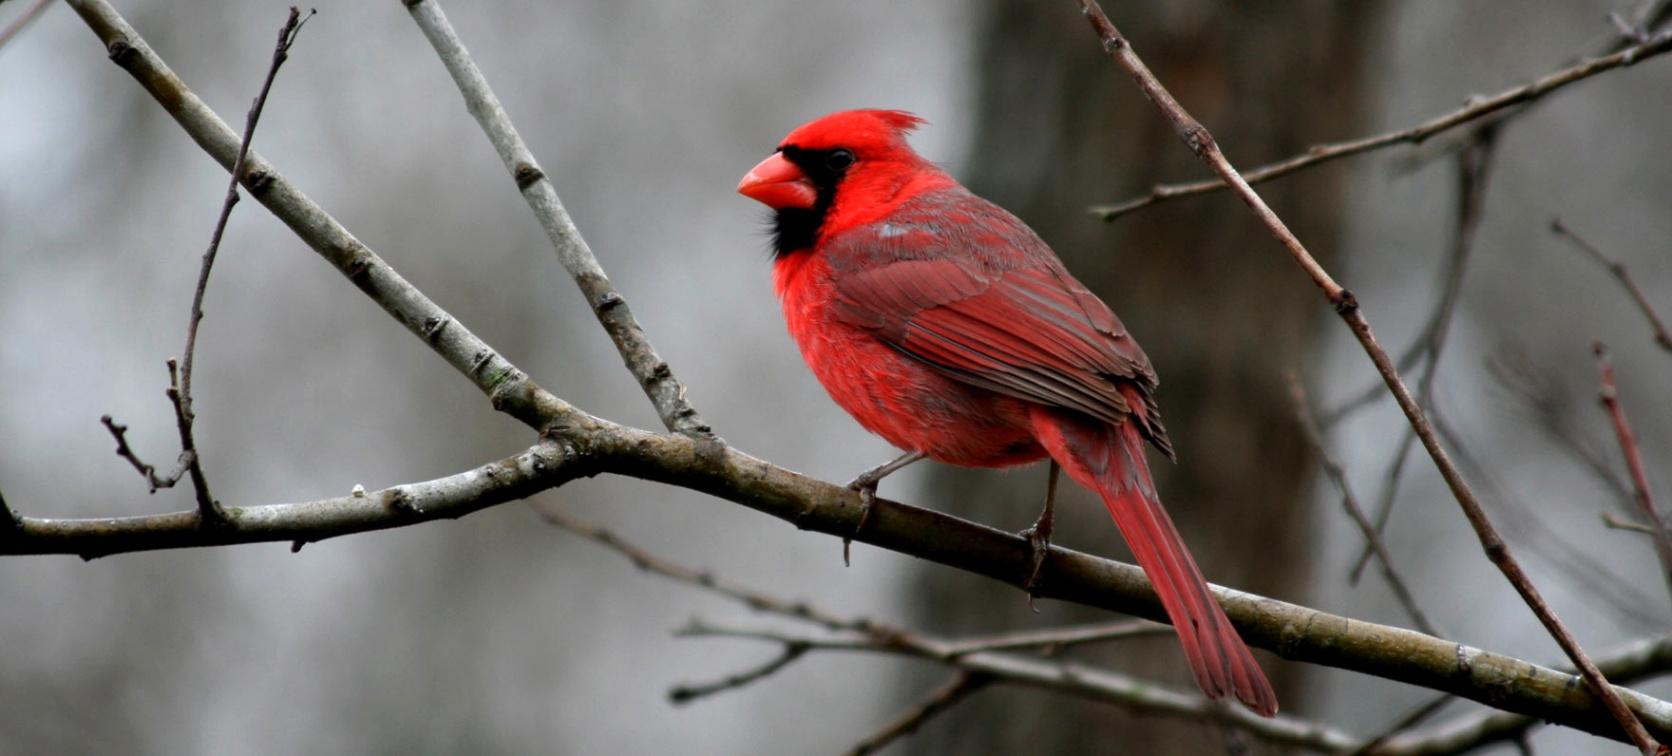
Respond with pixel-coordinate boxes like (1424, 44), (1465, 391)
(825, 210), (1172, 457)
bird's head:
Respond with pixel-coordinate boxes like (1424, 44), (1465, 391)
(738, 109), (945, 257)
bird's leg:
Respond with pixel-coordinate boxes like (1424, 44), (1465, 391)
(1020, 461), (1061, 609)
(843, 450), (927, 566)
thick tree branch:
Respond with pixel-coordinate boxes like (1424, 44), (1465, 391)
(1090, 30), (1672, 220)
(1075, 3), (1659, 750)
(402, 0), (709, 438)
(11, 408), (1672, 744)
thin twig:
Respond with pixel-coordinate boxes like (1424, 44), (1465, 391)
(1090, 30), (1672, 220)
(668, 642), (810, 704)
(842, 671), (990, 756)
(101, 7), (314, 526)
(1552, 219), (1672, 354)
(1607, 513), (1660, 535)
(530, 502), (883, 635)
(1346, 128), (1499, 582)
(1289, 375), (1443, 638)
(1596, 343), (1672, 607)
(1074, 3), (1659, 751)
(402, 0), (709, 438)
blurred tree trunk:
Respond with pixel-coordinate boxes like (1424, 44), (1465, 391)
(905, 2), (1382, 752)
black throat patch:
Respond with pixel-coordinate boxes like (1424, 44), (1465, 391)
(770, 146), (847, 259)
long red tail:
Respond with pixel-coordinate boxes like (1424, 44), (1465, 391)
(1030, 405), (1278, 717)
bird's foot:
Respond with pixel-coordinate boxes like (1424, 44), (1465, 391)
(1020, 461), (1060, 612)
(1018, 519), (1053, 613)
(839, 451), (926, 567)
(843, 472), (883, 568)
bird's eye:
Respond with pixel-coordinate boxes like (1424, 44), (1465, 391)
(826, 149), (855, 171)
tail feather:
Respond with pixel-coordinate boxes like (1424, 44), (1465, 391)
(1030, 405), (1278, 717)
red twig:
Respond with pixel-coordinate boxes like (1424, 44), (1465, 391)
(1595, 344), (1672, 606)
(1074, 2), (1660, 752)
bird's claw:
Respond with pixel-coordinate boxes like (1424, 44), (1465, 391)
(843, 475), (881, 568)
(1019, 518), (1053, 612)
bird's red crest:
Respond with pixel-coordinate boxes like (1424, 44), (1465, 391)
(779, 109), (928, 154)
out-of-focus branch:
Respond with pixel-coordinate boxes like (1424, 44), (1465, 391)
(1289, 375), (1442, 638)
(1487, 346), (1637, 511)
(1430, 403), (1665, 632)
(1074, 3), (1658, 750)
(680, 617), (1353, 753)
(841, 672), (989, 756)
(668, 643), (809, 704)
(0, 0), (52, 52)
(402, 0), (709, 438)
(1090, 30), (1672, 220)
(1346, 129), (1498, 582)
(1371, 634), (1672, 756)
(1596, 344), (1672, 606)
(1553, 219), (1672, 354)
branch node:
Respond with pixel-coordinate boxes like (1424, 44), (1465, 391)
(1332, 288), (1360, 314)
(244, 167), (273, 194)
(512, 162), (544, 190)
(422, 316), (451, 342)
(106, 38), (135, 66)
(385, 488), (419, 516)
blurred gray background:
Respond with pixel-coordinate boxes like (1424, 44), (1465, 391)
(1, 1), (1669, 754)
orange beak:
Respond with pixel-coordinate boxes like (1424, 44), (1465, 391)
(737, 152), (816, 210)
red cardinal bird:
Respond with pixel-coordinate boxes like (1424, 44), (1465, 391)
(737, 109), (1276, 717)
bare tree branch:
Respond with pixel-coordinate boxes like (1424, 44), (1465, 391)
(67, 0), (574, 437)
(668, 642), (809, 704)
(1553, 219), (1672, 354)
(1074, 3), (1659, 750)
(402, 0), (709, 438)
(94, 8), (314, 528)
(1595, 343), (1672, 606)
(1089, 30), (1672, 220)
